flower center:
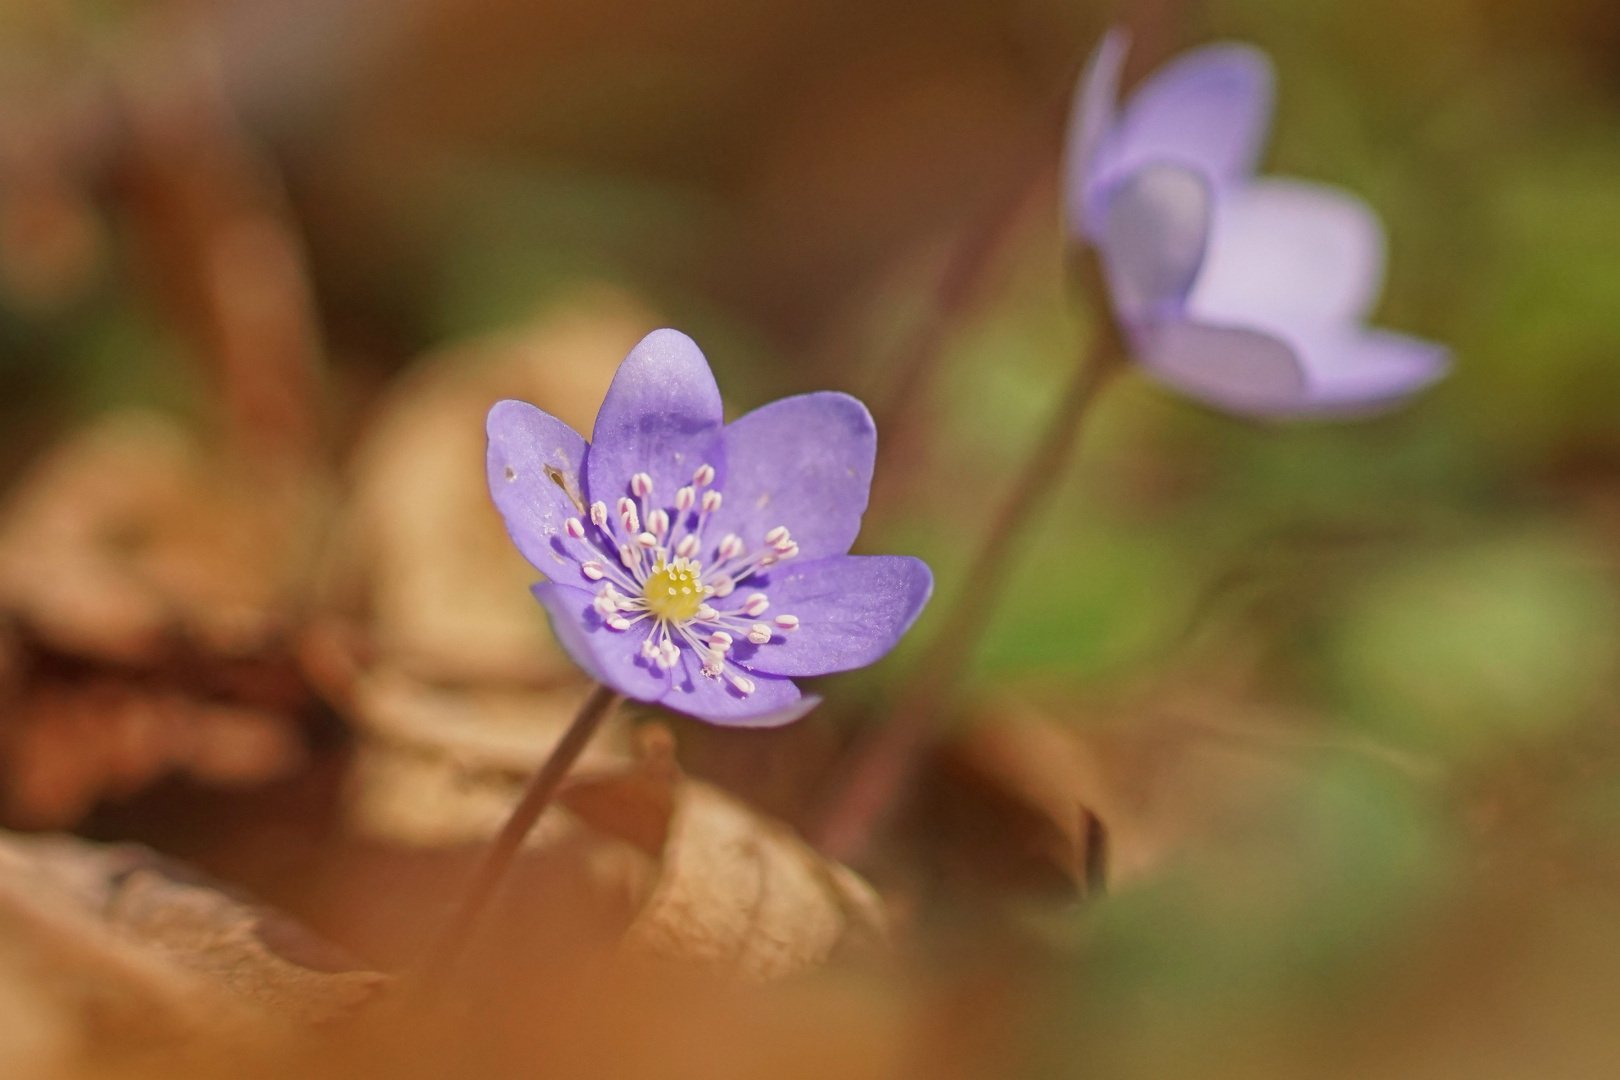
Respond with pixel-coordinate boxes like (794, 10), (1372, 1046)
(561, 462), (806, 696)
(643, 559), (705, 622)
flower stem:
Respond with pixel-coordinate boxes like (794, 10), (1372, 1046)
(414, 682), (621, 991)
(813, 246), (1127, 865)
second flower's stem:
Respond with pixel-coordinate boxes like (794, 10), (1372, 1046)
(414, 682), (621, 993)
(813, 247), (1127, 865)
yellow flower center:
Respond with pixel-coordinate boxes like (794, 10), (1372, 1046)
(643, 559), (705, 622)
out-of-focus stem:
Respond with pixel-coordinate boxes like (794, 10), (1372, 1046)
(813, 246), (1126, 866)
(866, 116), (1064, 518)
(414, 683), (621, 993)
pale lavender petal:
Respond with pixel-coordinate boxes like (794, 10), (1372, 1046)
(486, 400), (596, 575)
(701, 392), (876, 562)
(662, 649), (810, 727)
(1100, 163), (1212, 325)
(1135, 319), (1309, 416)
(531, 583), (670, 703)
(1063, 26), (1131, 238)
(734, 556), (933, 678)
(586, 328), (726, 509)
(1188, 178), (1385, 327)
(1283, 324), (1450, 415)
(1085, 43), (1273, 230)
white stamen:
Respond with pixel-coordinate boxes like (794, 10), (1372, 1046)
(647, 509), (669, 538)
(765, 526), (790, 546)
(695, 604), (718, 621)
(565, 517), (585, 539)
(759, 554), (778, 568)
(582, 561), (605, 581)
(675, 534), (699, 558)
(641, 638), (659, 661)
(774, 614), (799, 631)
(675, 486), (695, 512)
(590, 501), (609, 527)
(748, 623), (772, 645)
(718, 534), (745, 561)
(730, 673), (755, 695)
(702, 652), (725, 677)
(636, 531), (658, 549)
(701, 490), (723, 513)
(710, 575), (735, 598)
(742, 593), (769, 617)
(658, 640), (680, 670)
(619, 544), (638, 569)
(693, 463), (715, 487)
(593, 591), (618, 617)
(708, 631), (732, 650)
(617, 497), (640, 533)
(607, 615), (632, 631)
(631, 472), (653, 498)
(775, 541), (800, 560)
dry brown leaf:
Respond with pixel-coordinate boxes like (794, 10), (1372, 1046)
(621, 780), (890, 981)
(3, 679), (306, 828)
(0, 410), (321, 663)
(0, 412), (321, 823)
(344, 669), (628, 846)
(563, 733), (890, 982)
(0, 829), (384, 1077)
(327, 285), (654, 687)
(0, 412), (320, 826)
(931, 695), (1355, 897)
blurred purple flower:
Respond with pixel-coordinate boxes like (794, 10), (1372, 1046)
(486, 329), (934, 727)
(1064, 30), (1449, 417)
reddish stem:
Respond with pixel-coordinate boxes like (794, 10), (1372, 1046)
(813, 247), (1126, 865)
(413, 683), (621, 993)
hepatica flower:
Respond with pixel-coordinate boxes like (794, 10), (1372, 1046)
(486, 329), (933, 726)
(1064, 30), (1449, 416)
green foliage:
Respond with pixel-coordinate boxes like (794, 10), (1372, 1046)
(1331, 530), (1618, 758)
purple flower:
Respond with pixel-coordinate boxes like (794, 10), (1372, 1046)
(1064, 30), (1449, 417)
(485, 329), (934, 727)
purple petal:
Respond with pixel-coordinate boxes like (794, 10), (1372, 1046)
(1136, 318), (1448, 418)
(586, 329), (726, 510)
(736, 555), (933, 678)
(530, 582), (670, 703)
(1063, 26), (1131, 238)
(1188, 178), (1385, 327)
(662, 648), (811, 727)
(1135, 319), (1309, 416)
(702, 392), (876, 562)
(486, 400), (595, 576)
(1085, 42), (1273, 231)
(1283, 324), (1450, 415)
(1100, 163), (1212, 325)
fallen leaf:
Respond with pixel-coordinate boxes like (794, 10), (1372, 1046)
(0, 828), (384, 1077)
(325, 285), (653, 687)
(0, 420), (320, 825)
(622, 780), (890, 980)
(563, 730), (890, 981)
(925, 692), (1404, 901)
(0, 411), (300, 664)
(3, 678), (306, 829)
(344, 669), (628, 847)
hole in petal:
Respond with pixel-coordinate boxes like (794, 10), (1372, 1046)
(544, 464), (585, 512)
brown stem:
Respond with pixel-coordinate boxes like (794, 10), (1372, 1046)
(866, 105), (1070, 518)
(813, 246), (1126, 865)
(413, 683), (621, 991)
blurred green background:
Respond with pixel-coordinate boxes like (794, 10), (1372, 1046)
(6, 0), (1620, 1075)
